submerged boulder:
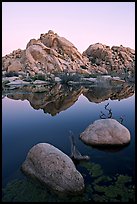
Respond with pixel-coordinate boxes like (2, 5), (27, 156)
(21, 143), (84, 194)
(80, 119), (130, 145)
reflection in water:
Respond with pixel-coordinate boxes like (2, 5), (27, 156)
(83, 83), (135, 103)
(86, 142), (130, 152)
(5, 83), (134, 116)
(2, 82), (135, 202)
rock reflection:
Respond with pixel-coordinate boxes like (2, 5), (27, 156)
(84, 83), (135, 103)
(7, 84), (84, 116)
(6, 83), (135, 116)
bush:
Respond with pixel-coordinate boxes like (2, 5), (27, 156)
(32, 73), (46, 81)
(5, 71), (19, 77)
(80, 65), (88, 70)
(59, 73), (81, 84)
(88, 73), (98, 78)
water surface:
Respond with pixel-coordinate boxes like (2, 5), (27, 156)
(2, 83), (135, 201)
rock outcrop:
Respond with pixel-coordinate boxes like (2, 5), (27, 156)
(2, 31), (134, 78)
(83, 43), (135, 76)
(21, 143), (84, 194)
(2, 30), (91, 76)
(80, 119), (131, 145)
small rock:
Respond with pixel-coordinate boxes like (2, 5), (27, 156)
(55, 77), (61, 82)
(6, 80), (30, 86)
(33, 80), (47, 84)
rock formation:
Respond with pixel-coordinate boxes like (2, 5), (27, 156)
(2, 30), (135, 78)
(2, 30), (91, 76)
(83, 43), (135, 76)
(80, 119), (131, 145)
(21, 143), (84, 194)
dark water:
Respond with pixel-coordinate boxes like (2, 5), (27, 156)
(2, 83), (135, 201)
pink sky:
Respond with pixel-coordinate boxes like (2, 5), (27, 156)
(2, 2), (135, 56)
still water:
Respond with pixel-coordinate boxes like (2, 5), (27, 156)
(2, 83), (135, 202)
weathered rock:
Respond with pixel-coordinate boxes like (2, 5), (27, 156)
(2, 31), (135, 78)
(32, 80), (47, 85)
(82, 77), (97, 83)
(80, 119), (130, 145)
(6, 80), (30, 86)
(83, 43), (135, 76)
(2, 30), (92, 76)
(7, 60), (23, 72)
(21, 143), (84, 194)
(55, 76), (62, 82)
(3, 76), (19, 82)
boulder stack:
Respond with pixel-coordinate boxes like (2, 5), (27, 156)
(2, 31), (135, 77)
(83, 43), (135, 75)
(2, 30), (91, 76)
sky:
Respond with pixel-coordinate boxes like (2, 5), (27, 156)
(2, 2), (135, 56)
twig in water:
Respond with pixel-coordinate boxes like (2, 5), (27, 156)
(100, 111), (107, 119)
(108, 108), (112, 118)
(105, 103), (109, 110)
(119, 115), (125, 124)
(69, 130), (90, 161)
(100, 103), (113, 119)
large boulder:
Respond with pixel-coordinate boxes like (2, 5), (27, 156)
(80, 119), (130, 145)
(21, 143), (84, 194)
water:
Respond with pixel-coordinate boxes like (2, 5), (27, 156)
(2, 83), (135, 202)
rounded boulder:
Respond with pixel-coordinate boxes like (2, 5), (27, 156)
(21, 143), (84, 194)
(80, 119), (130, 145)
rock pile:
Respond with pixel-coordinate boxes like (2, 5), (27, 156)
(2, 31), (135, 77)
(83, 43), (135, 76)
(2, 30), (91, 76)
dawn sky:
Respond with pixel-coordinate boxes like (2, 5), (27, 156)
(2, 2), (135, 56)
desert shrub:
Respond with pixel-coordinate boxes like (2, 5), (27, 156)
(5, 71), (19, 77)
(80, 65), (88, 70)
(89, 57), (96, 64)
(88, 73), (98, 78)
(59, 73), (81, 84)
(32, 73), (46, 81)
